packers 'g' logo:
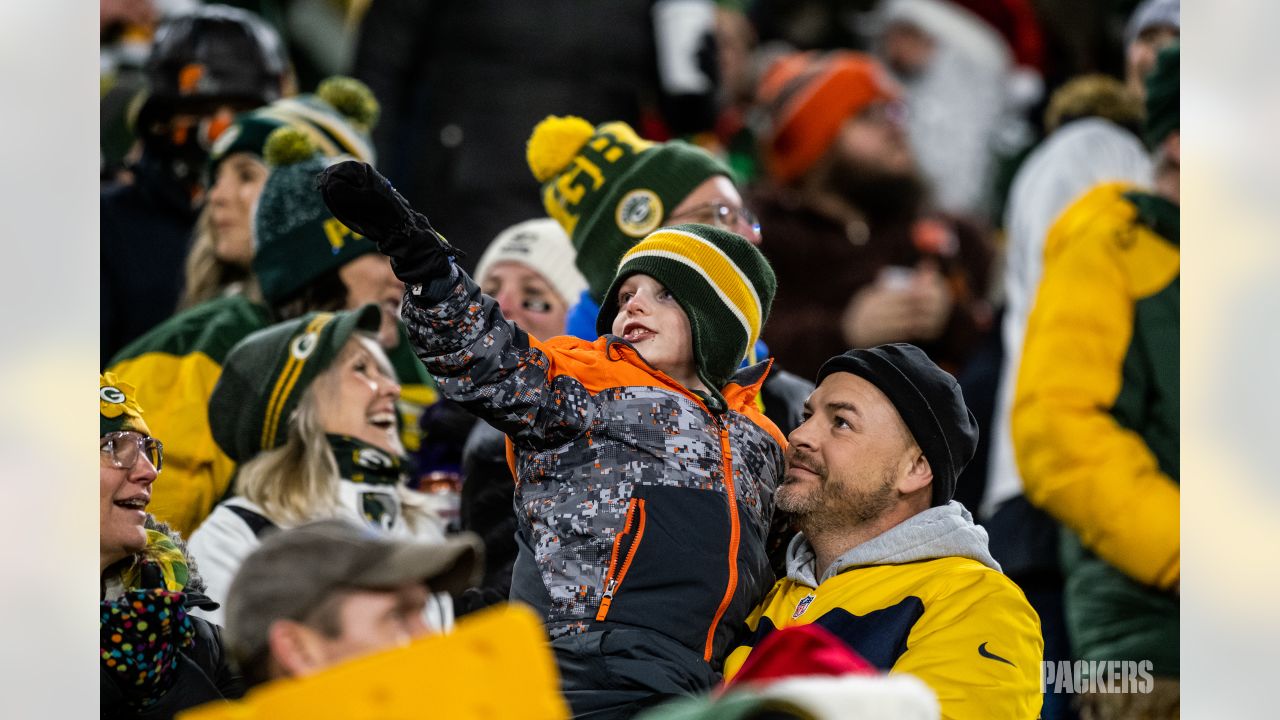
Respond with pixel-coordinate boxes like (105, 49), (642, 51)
(616, 189), (663, 238)
(100, 386), (126, 404)
(290, 331), (320, 360)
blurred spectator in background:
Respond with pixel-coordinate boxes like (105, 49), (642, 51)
(749, 0), (879, 52)
(712, 3), (765, 185)
(350, 0), (722, 264)
(222, 519), (481, 688)
(1122, 0), (1179, 99)
(107, 126), (437, 537)
(102, 5), (288, 365)
(983, 74), (1149, 720)
(1013, 44), (1179, 720)
(189, 306), (450, 625)
(871, 0), (1034, 219)
(180, 75), (378, 309)
(218, 0), (367, 91)
(751, 50), (994, 381)
(99, 373), (243, 718)
(453, 218), (588, 611)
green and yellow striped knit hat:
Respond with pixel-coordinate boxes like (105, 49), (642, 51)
(597, 224), (775, 392)
(527, 115), (732, 302)
(209, 305), (382, 463)
(100, 372), (151, 437)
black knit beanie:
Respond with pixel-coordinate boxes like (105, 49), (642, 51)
(816, 344), (978, 507)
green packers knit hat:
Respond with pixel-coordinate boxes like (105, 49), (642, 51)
(251, 127), (379, 306)
(207, 75), (380, 183)
(1143, 43), (1179, 150)
(209, 304), (382, 463)
(597, 223), (775, 393)
(527, 115), (732, 302)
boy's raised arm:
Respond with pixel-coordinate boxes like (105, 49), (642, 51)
(318, 161), (592, 448)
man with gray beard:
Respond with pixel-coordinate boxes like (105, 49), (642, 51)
(722, 344), (1044, 720)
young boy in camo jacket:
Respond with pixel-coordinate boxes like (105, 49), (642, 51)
(319, 161), (785, 719)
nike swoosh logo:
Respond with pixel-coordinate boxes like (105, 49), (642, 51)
(978, 642), (1015, 667)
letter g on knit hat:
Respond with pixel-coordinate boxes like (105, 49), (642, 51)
(208, 304), (383, 463)
(101, 372), (151, 438)
(817, 344), (978, 507)
(526, 115), (733, 301)
(251, 127), (380, 307)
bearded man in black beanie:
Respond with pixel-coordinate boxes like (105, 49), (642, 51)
(722, 343), (1043, 720)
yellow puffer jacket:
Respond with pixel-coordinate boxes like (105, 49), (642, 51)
(724, 512), (1043, 720)
(1012, 181), (1180, 590)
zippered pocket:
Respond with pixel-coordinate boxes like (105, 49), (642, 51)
(596, 497), (647, 621)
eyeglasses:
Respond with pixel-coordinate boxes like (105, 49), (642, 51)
(667, 201), (761, 237)
(101, 431), (164, 472)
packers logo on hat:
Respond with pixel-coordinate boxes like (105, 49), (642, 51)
(290, 327), (322, 360)
(616, 189), (663, 238)
(100, 372), (151, 437)
(100, 385), (127, 405)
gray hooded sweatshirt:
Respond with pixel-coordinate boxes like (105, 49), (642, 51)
(786, 501), (1002, 588)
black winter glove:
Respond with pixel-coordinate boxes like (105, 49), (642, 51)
(316, 161), (463, 285)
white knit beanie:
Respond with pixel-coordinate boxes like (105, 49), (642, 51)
(1125, 0), (1179, 49)
(474, 218), (589, 306)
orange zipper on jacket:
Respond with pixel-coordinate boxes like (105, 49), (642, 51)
(704, 423), (740, 662)
(596, 497), (647, 621)
(602, 339), (749, 657)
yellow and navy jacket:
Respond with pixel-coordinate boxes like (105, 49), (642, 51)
(107, 295), (437, 536)
(1013, 182), (1179, 674)
(402, 269), (787, 670)
(724, 504), (1043, 720)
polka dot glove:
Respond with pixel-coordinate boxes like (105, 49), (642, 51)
(100, 588), (195, 706)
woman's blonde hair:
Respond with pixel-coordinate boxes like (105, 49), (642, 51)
(180, 205), (263, 310)
(233, 333), (433, 531)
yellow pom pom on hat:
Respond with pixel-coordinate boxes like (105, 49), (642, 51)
(101, 372), (151, 437)
(526, 115), (733, 302)
(526, 115), (596, 183)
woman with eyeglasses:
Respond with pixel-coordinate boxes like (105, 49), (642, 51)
(187, 306), (450, 628)
(99, 373), (243, 718)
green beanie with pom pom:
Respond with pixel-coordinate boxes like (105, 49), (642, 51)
(526, 115), (732, 302)
(251, 126), (379, 307)
(207, 74), (380, 184)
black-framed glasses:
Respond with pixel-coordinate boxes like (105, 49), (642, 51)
(668, 201), (761, 237)
(101, 431), (164, 472)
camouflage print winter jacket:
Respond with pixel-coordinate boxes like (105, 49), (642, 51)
(403, 270), (787, 668)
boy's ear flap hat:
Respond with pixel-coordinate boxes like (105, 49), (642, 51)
(597, 223), (776, 393)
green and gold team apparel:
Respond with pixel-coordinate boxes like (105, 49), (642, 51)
(724, 507), (1044, 720)
(107, 298), (435, 536)
(527, 115), (732, 301)
(107, 295), (270, 535)
(1014, 181), (1179, 675)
